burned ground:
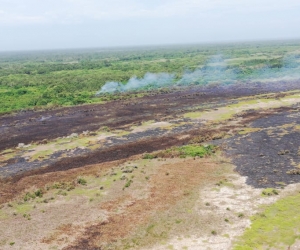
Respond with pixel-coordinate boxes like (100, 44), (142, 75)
(1, 80), (300, 250)
(220, 106), (300, 188)
(0, 80), (299, 152)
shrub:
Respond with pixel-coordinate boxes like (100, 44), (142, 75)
(155, 144), (217, 158)
(142, 153), (155, 159)
(34, 189), (43, 198)
(77, 178), (87, 185)
(124, 180), (133, 188)
(262, 188), (279, 196)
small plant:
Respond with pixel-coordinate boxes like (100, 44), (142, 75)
(225, 218), (229, 222)
(205, 202), (210, 206)
(24, 192), (36, 202)
(77, 178), (87, 185)
(124, 179), (133, 188)
(226, 207), (230, 211)
(211, 230), (217, 235)
(34, 189), (43, 198)
(9, 242), (15, 246)
(52, 182), (75, 190)
(23, 213), (31, 220)
(102, 126), (110, 132)
(142, 153), (155, 159)
(216, 181), (223, 186)
(262, 188), (279, 196)
(175, 219), (182, 224)
(67, 185), (75, 191)
(238, 213), (244, 218)
(57, 190), (67, 196)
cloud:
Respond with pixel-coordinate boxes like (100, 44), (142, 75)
(0, 0), (299, 25)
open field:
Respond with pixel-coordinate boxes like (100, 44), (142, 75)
(1, 42), (300, 249)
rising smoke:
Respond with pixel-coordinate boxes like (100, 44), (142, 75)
(96, 53), (300, 95)
(96, 72), (175, 95)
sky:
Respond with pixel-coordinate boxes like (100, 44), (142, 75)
(0, 0), (300, 51)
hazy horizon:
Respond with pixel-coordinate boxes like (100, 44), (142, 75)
(1, 0), (300, 52)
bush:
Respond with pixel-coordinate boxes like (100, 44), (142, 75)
(155, 144), (217, 158)
(124, 179), (133, 188)
(142, 153), (155, 159)
(77, 178), (87, 185)
(34, 189), (43, 198)
(262, 188), (279, 196)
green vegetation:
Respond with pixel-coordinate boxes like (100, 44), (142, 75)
(51, 181), (75, 191)
(24, 189), (43, 201)
(234, 193), (300, 249)
(215, 179), (234, 188)
(142, 153), (155, 159)
(77, 178), (87, 185)
(1, 41), (300, 114)
(262, 188), (279, 196)
(124, 179), (133, 189)
(154, 144), (217, 158)
(176, 145), (216, 158)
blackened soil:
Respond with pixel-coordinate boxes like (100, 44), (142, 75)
(0, 80), (299, 151)
(221, 106), (300, 188)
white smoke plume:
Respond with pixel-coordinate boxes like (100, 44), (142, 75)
(96, 72), (175, 95)
(96, 53), (300, 95)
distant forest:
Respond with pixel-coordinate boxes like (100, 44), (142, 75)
(1, 40), (300, 114)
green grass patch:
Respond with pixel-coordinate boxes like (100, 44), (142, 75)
(142, 153), (156, 159)
(234, 193), (300, 249)
(177, 145), (216, 157)
(155, 144), (217, 158)
(261, 188), (279, 196)
(77, 178), (87, 185)
(183, 111), (204, 119)
(68, 170), (123, 199)
(14, 203), (33, 215)
(23, 189), (43, 201)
